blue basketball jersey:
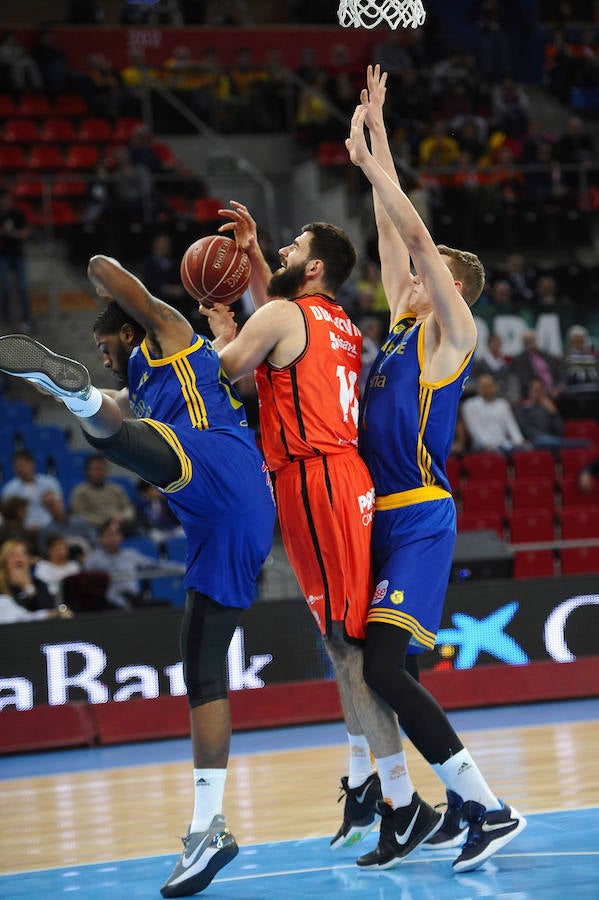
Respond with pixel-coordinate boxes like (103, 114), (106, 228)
(360, 316), (473, 507)
(127, 336), (275, 607)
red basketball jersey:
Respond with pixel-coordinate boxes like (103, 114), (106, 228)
(255, 294), (363, 471)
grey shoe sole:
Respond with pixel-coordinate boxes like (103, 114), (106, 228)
(0, 334), (90, 395)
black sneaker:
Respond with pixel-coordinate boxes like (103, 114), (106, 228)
(160, 815), (239, 897)
(356, 792), (443, 869)
(330, 773), (382, 849)
(422, 789), (468, 850)
(452, 800), (527, 873)
(0, 334), (91, 400)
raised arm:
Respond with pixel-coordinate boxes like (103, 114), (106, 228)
(217, 201), (275, 308)
(346, 106), (475, 353)
(362, 65), (411, 323)
(87, 255), (193, 357)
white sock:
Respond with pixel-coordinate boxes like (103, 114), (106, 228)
(376, 750), (415, 809)
(347, 733), (375, 788)
(190, 768), (227, 832)
(63, 386), (103, 418)
(433, 749), (501, 811)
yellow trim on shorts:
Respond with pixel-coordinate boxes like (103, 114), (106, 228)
(366, 608), (437, 650)
(375, 485), (451, 510)
(140, 418), (193, 493)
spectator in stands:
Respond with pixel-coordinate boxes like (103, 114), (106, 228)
(135, 481), (183, 544)
(358, 316), (385, 395)
(120, 46), (159, 91)
(502, 252), (536, 306)
(471, 333), (513, 398)
(0, 497), (36, 552)
(30, 28), (72, 93)
(35, 490), (96, 557)
(33, 535), (82, 600)
(83, 518), (178, 608)
(562, 325), (599, 388)
(509, 329), (563, 400)
(491, 77), (530, 138)
(0, 539), (53, 613)
(534, 274), (573, 355)
(578, 456), (599, 493)
(82, 162), (111, 225)
(356, 260), (388, 314)
(142, 233), (195, 323)
(555, 115), (596, 168)
(69, 453), (136, 534)
(515, 377), (590, 452)
(418, 120), (460, 168)
(108, 146), (152, 222)
(487, 278), (531, 358)
(0, 31), (43, 92)
(1, 450), (63, 532)
(461, 373), (527, 454)
(82, 52), (123, 118)
(0, 188), (33, 333)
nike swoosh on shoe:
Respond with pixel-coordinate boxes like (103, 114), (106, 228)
(394, 808), (420, 845)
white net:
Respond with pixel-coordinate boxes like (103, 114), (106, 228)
(338, 0), (426, 29)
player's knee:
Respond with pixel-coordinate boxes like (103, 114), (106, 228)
(186, 671), (228, 708)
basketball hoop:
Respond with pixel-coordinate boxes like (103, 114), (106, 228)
(338, 0), (426, 29)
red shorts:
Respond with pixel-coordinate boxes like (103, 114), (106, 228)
(274, 452), (374, 640)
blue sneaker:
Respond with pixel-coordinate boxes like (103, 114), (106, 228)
(452, 800), (527, 873)
(330, 773), (382, 849)
(160, 815), (238, 897)
(422, 789), (468, 850)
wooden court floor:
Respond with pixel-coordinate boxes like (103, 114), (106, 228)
(1, 700), (599, 898)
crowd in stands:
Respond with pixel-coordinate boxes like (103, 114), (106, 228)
(0, 439), (186, 623)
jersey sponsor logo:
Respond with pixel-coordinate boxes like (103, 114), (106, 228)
(329, 330), (358, 357)
(358, 488), (375, 526)
(371, 580), (389, 605)
(336, 365), (359, 426)
(308, 304), (360, 336)
(136, 371), (149, 390)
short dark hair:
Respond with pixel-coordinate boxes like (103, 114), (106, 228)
(93, 300), (145, 341)
(85, 452), (106, 470)
(12, 448), (34, 463)
(301, 222), (357, 295)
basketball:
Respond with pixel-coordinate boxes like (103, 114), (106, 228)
(180, 235), (251, 306)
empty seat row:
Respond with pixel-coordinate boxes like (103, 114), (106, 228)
(0, 92), (89, 117)
(447, 442), (599, 490)
(2, 116), (140, 144)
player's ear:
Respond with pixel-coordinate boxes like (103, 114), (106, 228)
(120, 322), (137, 347)
(307, 258), (324, 277)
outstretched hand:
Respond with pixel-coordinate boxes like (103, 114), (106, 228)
(217, 201), (258, 255)
(361, 64), (387, 132)
(345, 105), (371, 168)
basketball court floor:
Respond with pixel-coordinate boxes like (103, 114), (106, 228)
(1, 699), (598, 899)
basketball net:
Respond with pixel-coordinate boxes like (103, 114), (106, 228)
(338, 0), (426, 29)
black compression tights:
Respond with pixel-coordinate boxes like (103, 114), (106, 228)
(363, 623), (463, 765)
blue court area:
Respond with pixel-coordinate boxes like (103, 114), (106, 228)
(1, 809), (598, 899)
(2, 700), (599, 899)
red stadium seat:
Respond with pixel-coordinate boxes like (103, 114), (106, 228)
(446, 456), (462, 492)
(77, 117), (113, 143)
(460, 480), (507, 517)
(64, 144), (100, 171)
(0, 94), (17, 116)
(510, 477), (555, 512)
(513, 550), (555, 579)
(3, 118), (40, 143)
(457, 510), (505, 538)
(559, 476), (599, 508)
(39, 117), (78, 143)
(17, 94), (53, 116)
(318, 141), (349, 167)
(560, 547), (599, 575)
(28, 143), (66, 172)
(511, 449), (556, 482)
(461, 452), (508, 485)
(50, 178), (86, 199)
(193, 197), (223, 222)
(559, 446), (598, 479)
(559, 507), (599, 540)
(508, 508), (555, 544)
(564, 419), (599, 449)
(112, 117), (143, 143)
(13, 178), (44, 200)
(0, 145), (28, 171)
(54, 92), (88, 116)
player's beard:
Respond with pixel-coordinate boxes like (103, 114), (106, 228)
(267, 261), (308, 299)
(112, 343), (131, 388)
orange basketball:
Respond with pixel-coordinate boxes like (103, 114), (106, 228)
(180, 235), (251, 306)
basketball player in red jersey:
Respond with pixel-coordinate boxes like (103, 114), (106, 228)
(204, 205), (442, 862)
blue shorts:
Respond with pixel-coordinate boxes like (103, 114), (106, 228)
(367, 497), (456, 652)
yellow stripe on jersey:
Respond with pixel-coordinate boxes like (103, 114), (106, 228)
(375, 485), (452, 509)
(417, 384), (434, 486)
(141, 418), (193, 492)
(173, 357), (209, 429)
(366, 607), (437, 649)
